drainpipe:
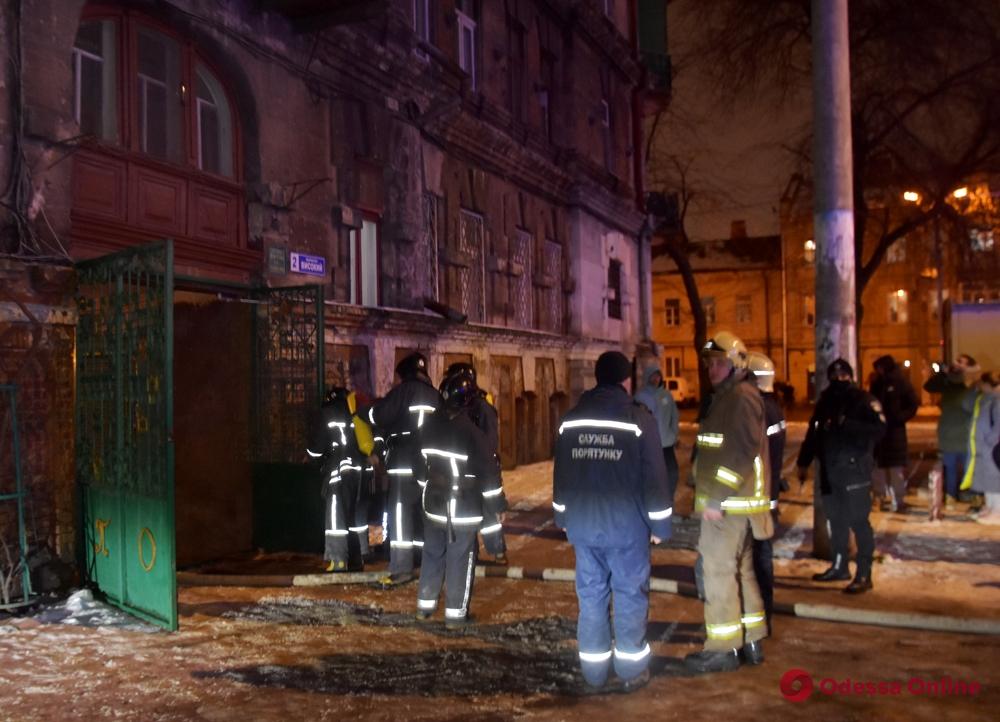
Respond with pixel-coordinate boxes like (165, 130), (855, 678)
(630, 0), (654, 352)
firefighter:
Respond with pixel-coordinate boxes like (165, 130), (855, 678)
(685, 332), (771, 674)
(443, 361), (506, 564)
(415, 372), (506, 628)
(797, 358), (886, 594)
(306, 387), (370, 572)
(365, 352), (442, 587)
(747, 351), (786, 629)
(553, 351), (673, 693)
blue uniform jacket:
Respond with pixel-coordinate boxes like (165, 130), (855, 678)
(553, 384), (673, 547)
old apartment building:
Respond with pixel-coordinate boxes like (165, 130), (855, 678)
(0, 0), (669, 625)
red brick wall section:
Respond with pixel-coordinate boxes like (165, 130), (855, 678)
(0, 260), (77, 571)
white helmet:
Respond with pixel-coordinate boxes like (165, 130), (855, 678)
(747, 351), (775, 392)
(701, 331), (748, 370)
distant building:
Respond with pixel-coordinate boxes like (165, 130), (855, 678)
(651, 177), (1000, 403)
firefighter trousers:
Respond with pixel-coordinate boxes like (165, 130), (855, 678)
(386, 473), (423, 576)
(416, 521), (478, 620)
(324, 471), (367, 566)
(698, 514), (767, 652)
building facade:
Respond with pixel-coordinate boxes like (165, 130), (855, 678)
(651, 179), (1000, 404)
(0, 0), (666, 587)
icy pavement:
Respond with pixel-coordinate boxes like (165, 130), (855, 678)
(1, 421), (999, 720)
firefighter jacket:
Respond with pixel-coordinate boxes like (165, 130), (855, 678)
(366, 375), (442, 476)
(762, 391), (786, 507)
(418, 407), (507, 533)
(694, 372), (773, 539)
(552, 384), (672, 548)
(797, 380), (887, 496)
(306, 400), (363, 495)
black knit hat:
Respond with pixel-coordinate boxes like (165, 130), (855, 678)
(595, 351), (631, 385)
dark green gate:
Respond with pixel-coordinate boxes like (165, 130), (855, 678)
(76, 240), (175, 630)
(250, 285), (324, 552)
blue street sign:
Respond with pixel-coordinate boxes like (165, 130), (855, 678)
(289, 252), (326, 277)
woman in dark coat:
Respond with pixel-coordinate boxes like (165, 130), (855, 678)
(869, 355), (919, 512)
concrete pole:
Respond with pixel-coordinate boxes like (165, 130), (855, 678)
(811, 0), (856, 560)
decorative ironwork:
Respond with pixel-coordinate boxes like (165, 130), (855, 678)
(76, 242), (171, 499)
(75, 239), (176, 630)
(540, 239), (563, 332)
(459, 210), (485, 323)
(0, 385), (33, 608)
(251, 285), (324, 463)
(511, 230), (532, 328)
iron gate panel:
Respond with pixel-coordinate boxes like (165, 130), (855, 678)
(251, 285), (324, 463)
(76, 240), (175, 630)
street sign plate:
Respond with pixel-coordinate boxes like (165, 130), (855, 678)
(289, 252), (326, 277)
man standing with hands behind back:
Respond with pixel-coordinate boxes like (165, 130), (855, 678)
(553, 351), (673, 694)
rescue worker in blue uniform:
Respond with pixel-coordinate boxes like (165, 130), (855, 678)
(797, 358), (886, 594)
(306, 387), (368, 572)
(415, 372), (506, 628)
(444, 361), (507, 563)
(365, 353), (442, 587)
(553, 351), (673, 693)
(747, 352), (786, 628)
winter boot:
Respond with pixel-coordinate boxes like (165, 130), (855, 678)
(741, 640), (764, 666)
(812, 562), (851, 582)
(843, 574), (873, 594)
(683, 649), (740, 674)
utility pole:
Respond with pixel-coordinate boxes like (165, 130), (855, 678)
(811, 0), (855, 559)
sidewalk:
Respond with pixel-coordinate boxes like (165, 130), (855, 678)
(0, 457), (997, 721)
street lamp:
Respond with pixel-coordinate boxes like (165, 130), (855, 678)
(903, 190), (921, 203)
(953, 187), (968, 199)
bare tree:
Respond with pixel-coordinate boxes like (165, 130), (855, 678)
(678, 0), (1000, 332)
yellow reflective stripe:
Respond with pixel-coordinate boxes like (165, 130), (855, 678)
(694, 494), (710, 511)
(715, 466), (742, 489)
(961, 395), (982, 491)
(742, 613), (766, 628)
(721, 497), (771, 514)
(753, 455), (764, 497)
(706, 622), (742, 639)
(697, 433), (724, 448)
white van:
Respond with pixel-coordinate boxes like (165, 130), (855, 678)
(665, 377), (695, 407)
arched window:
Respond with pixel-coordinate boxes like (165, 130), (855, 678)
(71, 9), (247, 264)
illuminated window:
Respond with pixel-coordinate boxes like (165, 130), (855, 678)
(803, 239), (815, 264)
(886, 239), (906, 264)
(888, 290), (908, 324)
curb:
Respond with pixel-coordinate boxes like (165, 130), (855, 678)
(178, 565), (1000, 635)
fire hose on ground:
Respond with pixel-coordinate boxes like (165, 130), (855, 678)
(176, 564), (1000, 636)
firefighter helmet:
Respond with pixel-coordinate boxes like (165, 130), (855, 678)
(440, 371), (477, 409)
(322, 386), (352, 415)
(747, 352), (776, 392)
(445, 361), (477, 386)
(396, 352), (429, 380)
(701, 331), (748, 370)
(827, 357), (854, 381)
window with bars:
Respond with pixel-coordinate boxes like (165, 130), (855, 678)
(535, 239), (564, 333)
(425, 193), (442, 301)
(511, 230), (533, 328)
(458, 210), (485, 322)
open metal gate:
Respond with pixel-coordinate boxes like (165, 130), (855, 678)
(76, 240), (175, 630)
(250, 285), (324, 551)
